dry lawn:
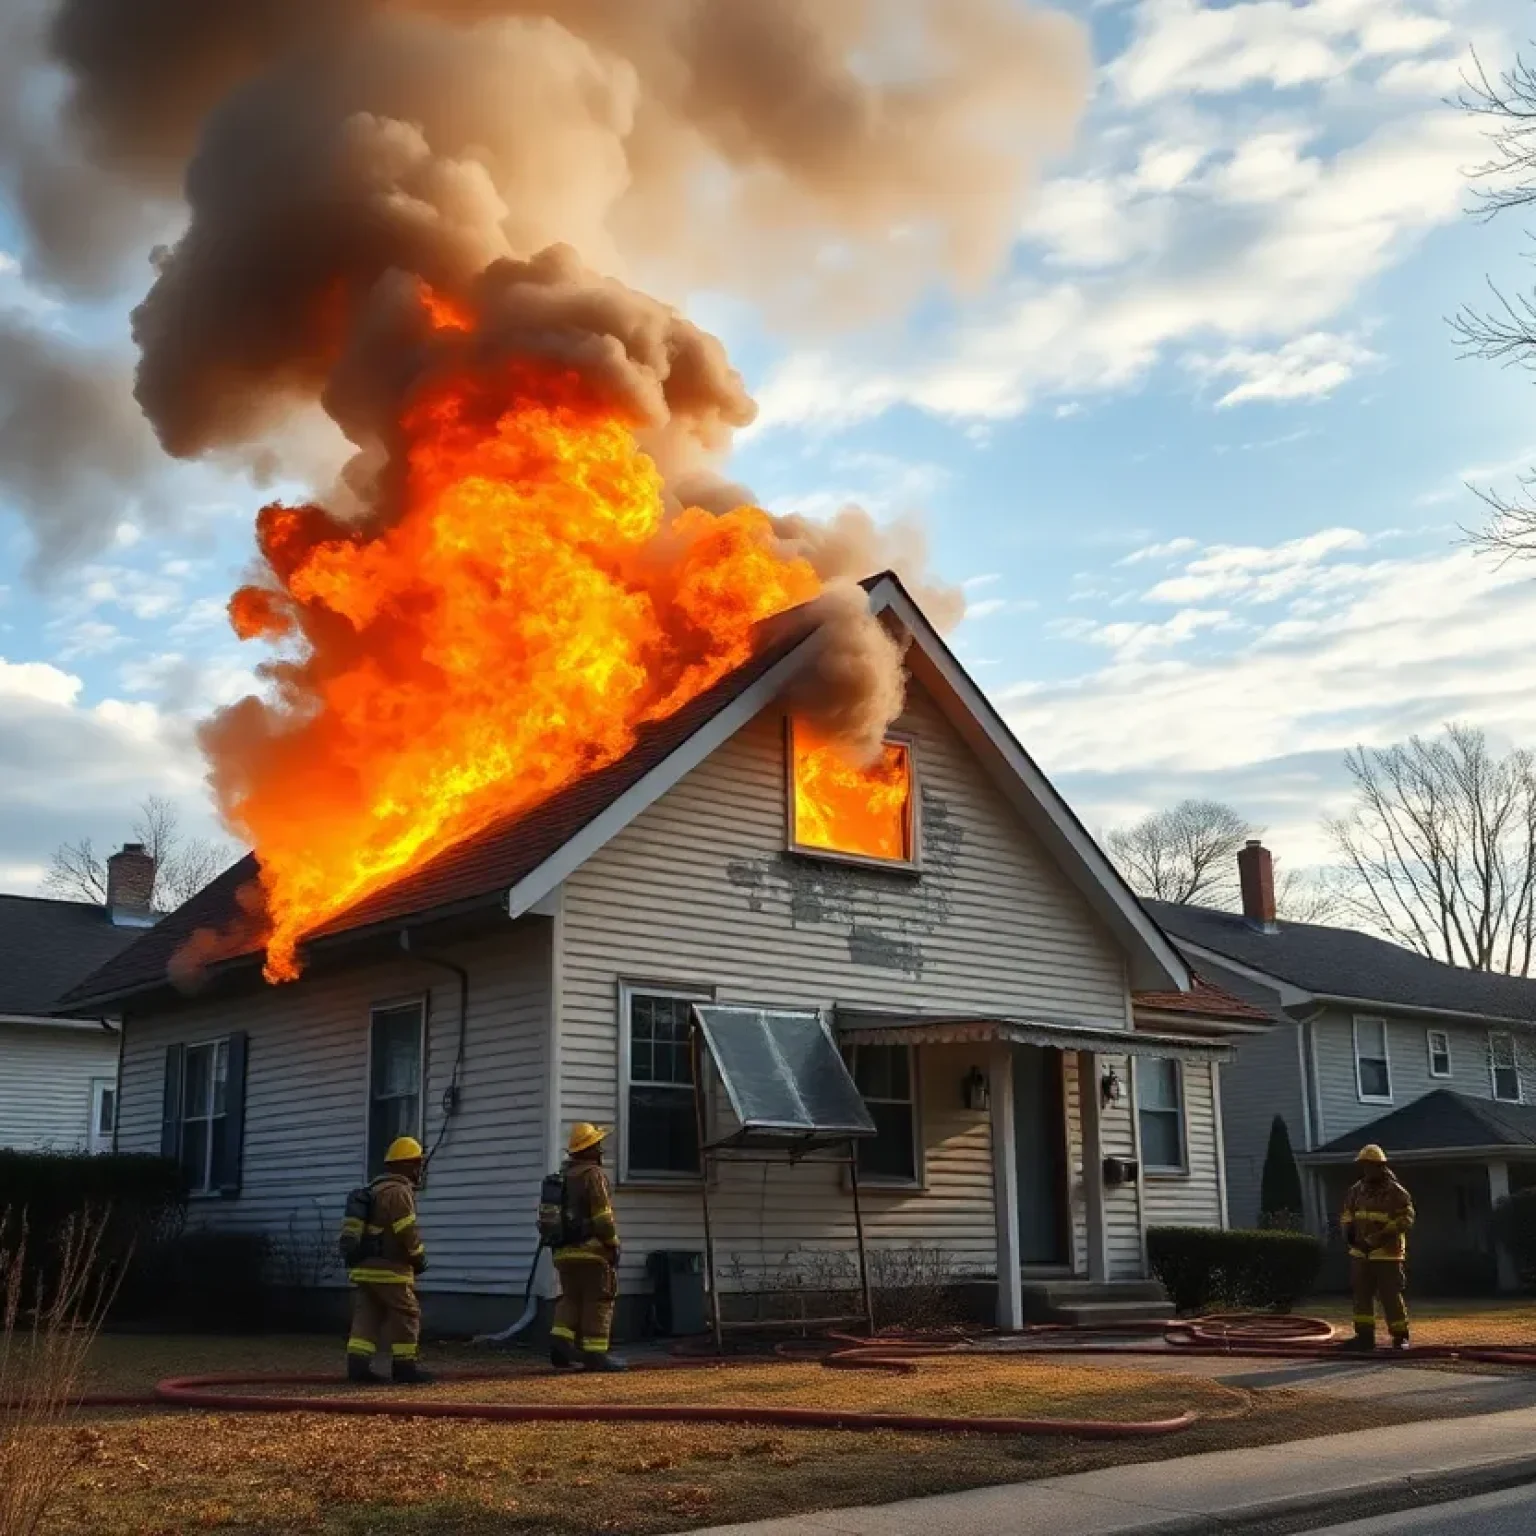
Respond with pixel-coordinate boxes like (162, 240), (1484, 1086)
(34, 1334), (1444, 1536)
(1306, 1297), (1536, 1347)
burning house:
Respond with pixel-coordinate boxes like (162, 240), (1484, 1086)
(60, 574), (1262, 1332)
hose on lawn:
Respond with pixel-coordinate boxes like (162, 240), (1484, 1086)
(42, 1313), (1536, 1436)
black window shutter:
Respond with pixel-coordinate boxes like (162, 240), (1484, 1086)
(160, 1043), (185, 1161)
(219, 1031), (249, 1199)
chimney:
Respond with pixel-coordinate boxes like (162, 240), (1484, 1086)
(106, 842), (157, 927)
(1237, 839), (1277, 931)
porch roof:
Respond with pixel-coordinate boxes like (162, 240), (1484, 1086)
(1301, 1089), (1536, 1164)
(833, 1008), (1231, 1062)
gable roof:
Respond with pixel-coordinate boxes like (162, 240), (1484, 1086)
(0, 893), (141, 1019)
(62, 573), (1188, 1010)
(1132, 973), (1274, 1024)
(1147, 899), (1536, 1026)
(1310, 1088), (1536, 1160)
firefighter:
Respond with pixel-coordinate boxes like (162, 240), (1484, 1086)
(1340, 1143), (1415, 1351)
(549, 1122), (626, 1372)
(343, 1135), (434, 1384)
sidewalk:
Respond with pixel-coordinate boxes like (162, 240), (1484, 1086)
(682, 1405), (1536, 1536)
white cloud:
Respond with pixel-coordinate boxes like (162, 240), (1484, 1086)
(1189, 330), (1382, 406)
(751, 109), (1480, 433)
(1109, 0), (1455, 104)
(963, 573), (1003, 591)
(1005, 542), (1536, 864)
(1142, 526), (1371, 603)
(967, 598), (1009, 619)
(0, 658), (81, 708)
(1080, 606), (1236, 660)
(1118, 536), (1200, 565)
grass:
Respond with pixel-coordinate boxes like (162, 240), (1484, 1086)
(38, 1333), (1447, 1536)
(1305, 1296), (1536, 1346)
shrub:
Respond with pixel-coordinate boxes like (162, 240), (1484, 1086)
(1259, 1116), (1306, 1230)
(115, 1227), (274, 1331)
(0, 1151), (182, 1306)
(1147, 1225), (1324, 1314)
(1492, 1188), (1536, 1289)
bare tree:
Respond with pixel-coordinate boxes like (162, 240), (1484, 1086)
(1106, 799), (1256, 905)
(1274, 865), (1348, 926)
(1451, 47), (1536, 558)
(43, 795), (235, 913)
(1327, 725), (1536, 974)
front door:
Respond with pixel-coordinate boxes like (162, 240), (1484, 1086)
(1014, 1046), (1070, 1265)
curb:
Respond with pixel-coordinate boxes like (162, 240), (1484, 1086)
(1130, 1450), (1536, 1534)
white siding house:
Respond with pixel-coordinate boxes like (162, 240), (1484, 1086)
(71, 578), (1253, 1332)
(0, 1020), (119, 1153)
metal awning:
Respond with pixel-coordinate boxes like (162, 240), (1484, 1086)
(834, 1008), (1231, 1063)
(693, 1004), (877, 1149)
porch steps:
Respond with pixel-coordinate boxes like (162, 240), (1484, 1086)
(1021, 1280), (1175, 1327)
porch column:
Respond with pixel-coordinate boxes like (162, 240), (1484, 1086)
(1489, 1161), (1519, 1293)
(1076, 1049), (1109, 1282)
(989, 1045), (1023, 1329)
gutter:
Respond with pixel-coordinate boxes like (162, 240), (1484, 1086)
(1298, 1143), (1536, 1165)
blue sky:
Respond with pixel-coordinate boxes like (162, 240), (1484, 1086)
(3, 0), (1536, 891)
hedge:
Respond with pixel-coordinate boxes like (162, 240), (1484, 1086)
(1493, 1188), (1536, 1290)
(1147, 1225), (1324, 1314)
(0, 1150), (184, 1304)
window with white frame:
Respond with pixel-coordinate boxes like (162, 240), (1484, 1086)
(1137, 1058), (1186, 1172)
(368, 1001), (425, 1174)
(1491, 1032), (1522, 1103)
(1354, 1016), (1392, 1102)
(1427, 1029), (1452, 1080)
(624, 989), (706, 1178)
(180, 1039), (230, 1194)
(848, 1045), (919, 1184)
(89, 1077), (116, 1154)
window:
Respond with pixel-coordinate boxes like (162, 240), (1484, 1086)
(89, 1078), (116, 1155)
(1491, 1032), (1522, 1103)
(1354, 1016), (1392, 1102)
(368, 1002), (425, 1175)
(1427, 1029), (1452, 1080)
(788, 720), (916, 867)
(1138, 1058), (1186, 1173)
(181, 1039), (230, 1194)
(624, 990), (706, 1179)
(849, 1045), (920, 1184)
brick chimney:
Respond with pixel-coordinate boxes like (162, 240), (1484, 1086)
(1237, 838), (1277, 931)
(106, 842), (157, 927)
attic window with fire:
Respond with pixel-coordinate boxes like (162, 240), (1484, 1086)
(788, 721), (917, 867)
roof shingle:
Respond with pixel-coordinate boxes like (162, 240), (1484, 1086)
(1315, 1089), (1536, 1156)
(1147, 899), (1536, 1024)
(0, 894), (143, 1016)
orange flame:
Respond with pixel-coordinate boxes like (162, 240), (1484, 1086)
(221, 352), (821, 982)
(791, 725), (912, 863)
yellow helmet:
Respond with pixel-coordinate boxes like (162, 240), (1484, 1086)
(1356, 1143), (1388, 1164)
(567, 1122), (610, 1155)
(384, 1135), (425, 1164)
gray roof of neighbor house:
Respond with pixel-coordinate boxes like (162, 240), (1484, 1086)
(1310, 1088), (1536, 1159)
(1146, 899), (1536, 1025)
(0, 893), (142, 1017)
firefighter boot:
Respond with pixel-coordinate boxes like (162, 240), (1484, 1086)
(550, 1336), (581, 1370)
(391, 1359), (436, 1385)
(1391, 1335), (1412, 1352)
(347, 1354), (382, 1384)
(581, 1350), (628, 1373)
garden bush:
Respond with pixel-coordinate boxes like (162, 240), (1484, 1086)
(1492, 1188), (1536, 1289)
(1147, 1225), (1324, 1314)
(116, 1227), (274, 1330)
(0, 1151), (183, 1303)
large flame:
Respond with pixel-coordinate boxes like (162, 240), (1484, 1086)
(224, 350), (822, 981)
(791, 726), (913, 863)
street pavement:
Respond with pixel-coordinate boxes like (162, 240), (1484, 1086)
(1299, 1482), (1536, 1534)
(683, 1403), (1536, 1536)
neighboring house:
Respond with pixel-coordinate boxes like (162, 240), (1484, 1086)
(1149, 841), (1536, 1293)
(60, 575), (1260, 1334)
(0, 844), (159, 1153)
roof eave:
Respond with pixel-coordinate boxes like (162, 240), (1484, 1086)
(1309, 992), (1536, 1030)
(1300, 1143), (1536, 1164)
(1131, 1008), (1269, 1036)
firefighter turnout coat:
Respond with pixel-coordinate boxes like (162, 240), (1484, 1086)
(1341, 1173), (1415, 1261)
(553, 1160), (619, 1265)
(347, 1172), (428, 1282)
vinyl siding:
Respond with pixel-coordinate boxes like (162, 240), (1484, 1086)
(1313, 1006), (1536, 1146)
(116, 923), (551, 1291)
(559, 683), (1164, 1287)
(1217, 1021), (1306, 1228)
(0, 1023), (118, 1151)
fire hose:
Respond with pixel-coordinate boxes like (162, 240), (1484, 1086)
(36, 1314), (1536, 1436)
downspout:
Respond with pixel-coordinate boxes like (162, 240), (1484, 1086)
(398, 932), (468, 1166)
